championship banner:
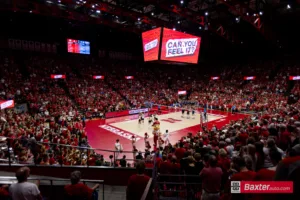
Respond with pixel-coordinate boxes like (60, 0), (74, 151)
(0, 100), (15, 110)
(211, 76), (220, 80)
(50, 74), (66, 79)
(93, 75), (105, 79)
(289, 76), (300, 80)
(243, 76), (256, 80)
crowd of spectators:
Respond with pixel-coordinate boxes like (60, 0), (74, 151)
(0, 53), (300, 200)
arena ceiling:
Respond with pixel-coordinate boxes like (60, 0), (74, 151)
(0, 0), (299, 52)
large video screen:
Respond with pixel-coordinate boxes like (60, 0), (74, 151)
(160, 28), (201, 64)
(67, 39), (90, 55)
(142, 28), (161, 62)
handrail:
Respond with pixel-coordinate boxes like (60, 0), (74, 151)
(0, 176), (104, 183)
(0, 176), (105, 200)
(0, 136), (147, 154)
(140, 178), (152, 200)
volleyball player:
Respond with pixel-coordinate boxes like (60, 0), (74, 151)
(138, 113), (142, 124)
(186, 108), (190, 119)
(148, 114), (153, 124)
(163, 129), (170, 145)
(141, 112), (145, 123)
(181, 108), (185, 118)
(192, 107), (195, 119)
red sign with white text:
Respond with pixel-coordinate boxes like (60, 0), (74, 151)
(289, 76), (300, 80)
(51, 74), (66, 79)
(160, 28), (201, 64)
(178, 90), (187, 95)
(125, 76), (134, 80)
(0, 100), (14, 110)
(93, 75), (105, 79)
(211, 76), (220, 80)
(231, 181), (293, 194)
(244, 76), (256, 80)
(142, 28), (161, 62)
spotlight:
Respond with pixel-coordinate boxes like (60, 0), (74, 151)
(287, 4), (291, 9)
(246, 12), (249, 16)
(199, 26), (202, 30)
(138, 18), (141, 21)
(259, 11), (263, 15)
(96, 10), (101, 14)
(92, 5), (95, 8)
(180, 0), (184, 4)
(205, 12), (208, 16)
(173, 28), (176, 31)
(151, 12), (154, 16)
(29, 10), (32, 13)
(177, 21), (180, 24)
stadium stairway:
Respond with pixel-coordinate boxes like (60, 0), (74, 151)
(105, 79), (134, 108)
(57, 80), (83, 113)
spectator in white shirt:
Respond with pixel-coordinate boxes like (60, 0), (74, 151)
(9, 167), (42, 200)
(115, 139), (123, 159)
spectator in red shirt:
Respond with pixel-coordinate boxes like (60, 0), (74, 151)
(64, 171), (99, 200)
(275, 144), (300, 200)
(175, 142), (186, 161)
(200, 155), (223, 200)
(254, 150), (282, 200)
(0, 185), (9, 200)
(256, 149), (282, 180)
(126, 160), (151, 200)
(159, 154), (172, 174)
(228, 156), (256, 200)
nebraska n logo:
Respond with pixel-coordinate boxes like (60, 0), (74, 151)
(161, 118), (182, 123)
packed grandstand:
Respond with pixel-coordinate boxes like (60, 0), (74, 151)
(1, 0), (300, 200)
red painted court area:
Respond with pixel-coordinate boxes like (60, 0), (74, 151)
(85, 110), (248, 160)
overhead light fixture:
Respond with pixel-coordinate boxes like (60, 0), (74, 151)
(287, 4), (291, 9)
(259, 11), (263, 15)
(205, 12), (208, 16)
(138, 18), (141, 21)
(180, 0), (184, 4)
(199, 26), (202, 30)
(29, 10), (32, 13)
(177, 21), (180, 24)
(96, 10), (101, 14)
(92, 5), (95, 8)
(235, 17), (239, 21)
(173, 28), (176, 31)
(151, 12), (154, 16)
(246, 12), (249, 16)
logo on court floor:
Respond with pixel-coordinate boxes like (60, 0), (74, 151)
(161, 118), (182, 123)
(99, 125), (141, 141)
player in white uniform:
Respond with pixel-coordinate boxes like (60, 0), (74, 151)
(163, 129), (170, 145)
